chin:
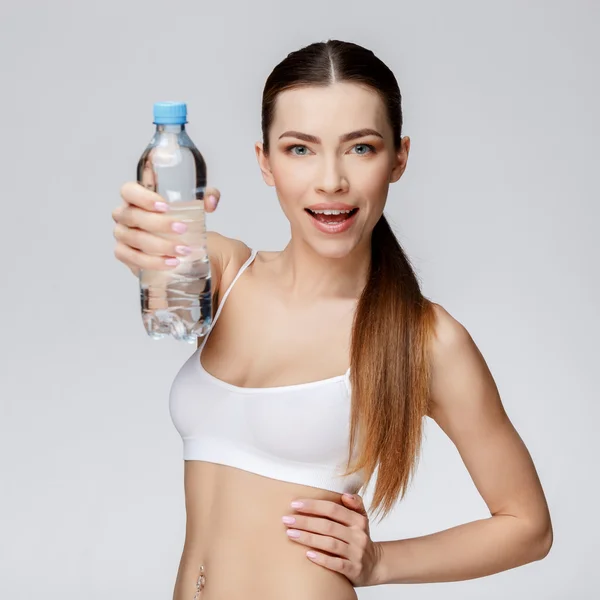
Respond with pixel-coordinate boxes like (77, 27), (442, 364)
(304, 235), (363, 260)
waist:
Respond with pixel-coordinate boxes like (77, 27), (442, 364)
(175, 461), (359, 600)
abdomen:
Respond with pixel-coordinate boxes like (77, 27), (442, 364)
(173, 461), (358, 600)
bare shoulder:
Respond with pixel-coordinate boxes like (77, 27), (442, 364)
(426, 302), (490, 417)
(429, 302), (472, 353)
(207, 231), (252, 284)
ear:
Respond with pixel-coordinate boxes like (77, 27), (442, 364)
(390, 136), (410, 184)
(255, 141), (275, 187)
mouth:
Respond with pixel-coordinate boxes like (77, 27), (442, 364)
(304, 207), (359, 234)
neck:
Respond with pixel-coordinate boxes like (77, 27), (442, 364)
(276, 235), (371, 300)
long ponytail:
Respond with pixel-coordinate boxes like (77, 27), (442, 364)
(342, 214), (435, 523)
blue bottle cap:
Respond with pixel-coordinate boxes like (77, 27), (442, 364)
(153, 102), (188, 125)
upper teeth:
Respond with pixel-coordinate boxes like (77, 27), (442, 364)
(310, 209), (353, 215)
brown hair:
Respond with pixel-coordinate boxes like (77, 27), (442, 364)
(261, 40), (437, 523)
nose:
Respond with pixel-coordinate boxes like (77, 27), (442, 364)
(315, 156), (349, 195)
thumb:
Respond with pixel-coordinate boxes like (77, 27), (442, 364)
(204, 187), (220, 213)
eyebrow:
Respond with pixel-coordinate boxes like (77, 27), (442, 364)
(278, 128), (384, 144)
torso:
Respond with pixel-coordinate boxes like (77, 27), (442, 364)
(171, 248), (360, 600)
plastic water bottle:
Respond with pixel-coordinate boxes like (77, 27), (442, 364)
(137, 102), (212, 343)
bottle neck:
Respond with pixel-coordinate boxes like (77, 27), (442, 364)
(155, 124), (186, 133)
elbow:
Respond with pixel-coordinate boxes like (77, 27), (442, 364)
(528, 518), (553, 561)
(537, 524), (553, 560)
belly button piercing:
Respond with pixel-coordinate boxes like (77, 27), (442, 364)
(192, 564), (205, 599)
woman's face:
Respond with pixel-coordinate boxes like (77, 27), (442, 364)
(256, 82), (410, 259)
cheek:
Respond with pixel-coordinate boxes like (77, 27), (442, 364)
(353, 159), (391, 209)
(357, 155), (390, 187)
(271, 161), (313, 210)
(273, 159), (313, 184)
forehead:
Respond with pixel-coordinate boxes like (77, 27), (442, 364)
(271, 82), (389, 137)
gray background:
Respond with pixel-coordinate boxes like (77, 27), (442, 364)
(1, 0), (597, 598)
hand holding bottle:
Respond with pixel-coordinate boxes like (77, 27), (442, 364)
(112, 182), (221, 277)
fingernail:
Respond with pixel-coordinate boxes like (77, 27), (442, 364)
(207, 195), (217, 209)
(286, 529), (300, 538)
(165, 258), (179, 266)
(343, 493), (354, 500)
(171, 222), (187, 234)
(175, 245), (192, 256)
(282, 516), (295, 525)
(291, 501), (304, 509)
(154, 201), (169, 212)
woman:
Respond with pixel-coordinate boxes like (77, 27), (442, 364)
(112, 40), (552, 600)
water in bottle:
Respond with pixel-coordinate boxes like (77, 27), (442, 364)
(137, 101), (212, 343)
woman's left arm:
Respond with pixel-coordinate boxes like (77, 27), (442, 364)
(376, 304), (553, 585)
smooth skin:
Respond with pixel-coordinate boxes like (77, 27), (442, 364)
(112, 82), (552, 599)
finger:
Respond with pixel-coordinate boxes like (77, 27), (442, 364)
(283, 514), (351, 544)
(114, 240), (181, 272)
(291, 499), (358, 528)
(111, 203), (125, 224)
(286, 528), (351, 559)
(204, 187), (220, 213)
(116, 204), (189, 240)
(120, 181), (171, 212)
(305, 550), (351, 575)
(114, 223), (191, 263)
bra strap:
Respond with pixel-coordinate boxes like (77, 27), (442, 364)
(199, 248), (257, 350)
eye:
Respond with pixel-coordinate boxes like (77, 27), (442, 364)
(286, 145), (311, 156)
(350, 143), (376, 155)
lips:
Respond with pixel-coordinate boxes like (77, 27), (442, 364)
(305, 208), (358, 222)
(304, 207), (359, 234)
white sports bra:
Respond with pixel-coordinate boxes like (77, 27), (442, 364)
(168, 249), (365, 495)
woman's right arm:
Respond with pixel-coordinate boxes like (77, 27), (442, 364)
(112, 181), (240, 315)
